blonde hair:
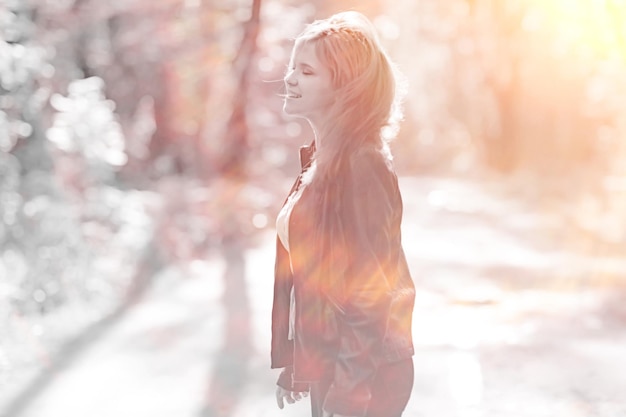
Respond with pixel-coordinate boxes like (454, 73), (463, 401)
(294, 11), (405, 181)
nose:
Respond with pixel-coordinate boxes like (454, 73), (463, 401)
(284, 70), (297, 86)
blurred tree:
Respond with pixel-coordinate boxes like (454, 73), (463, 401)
(476, 0), (524, 173)
(216, 0), (262, 178)
(388, 0), (626, 182)
(0, 1), (158, 391)
(1, 0), (66, 314)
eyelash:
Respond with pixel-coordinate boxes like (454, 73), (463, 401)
(286, 66), (313, 76)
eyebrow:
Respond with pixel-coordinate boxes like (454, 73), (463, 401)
(290, 56), (314, 70)
(299, 63), (314, 70)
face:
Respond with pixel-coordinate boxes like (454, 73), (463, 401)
(283, 41), (335, 125)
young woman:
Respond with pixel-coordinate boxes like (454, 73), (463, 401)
(271, 11), (416, 417)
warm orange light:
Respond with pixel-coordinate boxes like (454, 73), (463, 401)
(527, 0), (626, 61)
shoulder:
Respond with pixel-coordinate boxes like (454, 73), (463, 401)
(338, 145), (398, 203)
(346, 145), (395, 183)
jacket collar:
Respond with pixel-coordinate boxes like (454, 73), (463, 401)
(299, 141), (316, 170)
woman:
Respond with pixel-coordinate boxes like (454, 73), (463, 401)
(271, 11), (415, 417)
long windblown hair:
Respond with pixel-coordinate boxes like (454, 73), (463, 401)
(294, 11), (406, 182)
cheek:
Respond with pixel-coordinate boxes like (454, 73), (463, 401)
(319, 87), (335, 107)
(313, 80), (334, 103)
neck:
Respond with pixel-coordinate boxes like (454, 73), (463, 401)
(306, 112), (334, 147)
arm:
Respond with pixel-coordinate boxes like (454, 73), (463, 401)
(323, 153), (397, 416)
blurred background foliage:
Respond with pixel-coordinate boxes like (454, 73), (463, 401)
(1, 0), (625, 405)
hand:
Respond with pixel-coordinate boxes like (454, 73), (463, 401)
(275, 386), (308, 409)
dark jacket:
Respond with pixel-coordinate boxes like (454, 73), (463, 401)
(271, 143), (415, 416)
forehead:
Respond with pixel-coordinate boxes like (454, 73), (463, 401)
(290, 40), (321, 65)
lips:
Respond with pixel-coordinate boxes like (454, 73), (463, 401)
(286, 92), (301, 98)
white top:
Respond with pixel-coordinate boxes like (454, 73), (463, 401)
(276, 185), (306, 341)
(276, 186), (304, 253)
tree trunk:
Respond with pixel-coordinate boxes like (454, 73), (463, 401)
(218, 0), (262, 179)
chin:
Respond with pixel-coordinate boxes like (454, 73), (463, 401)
(283, 105), (301, 117)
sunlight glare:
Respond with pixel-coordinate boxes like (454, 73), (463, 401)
(447, 351), (484, 407)
(529, 0), (626, 61)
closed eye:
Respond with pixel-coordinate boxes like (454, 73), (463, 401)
(300, 64), (314, 75)
(286, 63), (315, 76)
